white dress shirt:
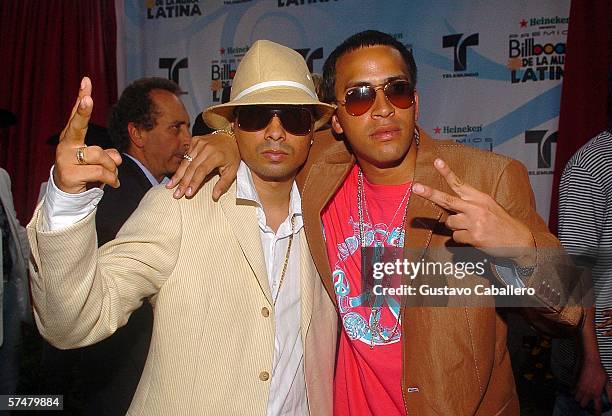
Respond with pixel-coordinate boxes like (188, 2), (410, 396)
(236, 161), (306, 416)
(42, 162), (307, 415)
(123, 153), (169, 187)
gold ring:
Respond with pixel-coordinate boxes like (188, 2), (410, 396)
(183, 153), (194, 163)
(76, 146), (87, 165)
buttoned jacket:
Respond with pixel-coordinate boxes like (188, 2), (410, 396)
(297, 128), (583, 416)
(27, 178), (337, 416)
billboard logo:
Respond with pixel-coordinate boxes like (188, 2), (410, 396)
(210, 62), (237, 103)
(509, 39), (566, 58)
(508, 39), (565, 83)
(508, 15), (567, 84)
(159, 58), (188, 90)
(210, 46), (248, 103)
(443, 33), (479, 71)
(525, 130), (557, 169)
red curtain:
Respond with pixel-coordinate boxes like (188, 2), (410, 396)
(0, 0), (117, 224)
(548, 0), (612, 234)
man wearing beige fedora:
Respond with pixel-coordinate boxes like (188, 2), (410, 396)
(27, 40), (337, 415)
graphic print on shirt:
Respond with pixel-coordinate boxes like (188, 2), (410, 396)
(332, 215), (404, 347)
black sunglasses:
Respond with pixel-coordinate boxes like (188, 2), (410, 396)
(337, 79), (415, 116)
(235, 106), (314, 136)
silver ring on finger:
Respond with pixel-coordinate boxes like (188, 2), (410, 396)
(76, 146), (88, 165)
(183, 153), (194, 163)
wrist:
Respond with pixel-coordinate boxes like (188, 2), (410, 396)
(211, 128), (236, 141)
(52, 167), (86, 194)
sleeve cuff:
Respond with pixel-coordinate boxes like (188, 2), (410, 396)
(41, 166), (104, 232)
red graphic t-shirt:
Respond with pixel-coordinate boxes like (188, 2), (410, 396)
(321, 165), (412, 416)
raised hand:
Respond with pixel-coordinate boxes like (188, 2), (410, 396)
(167, 131), (240, 200)
(412, 158), (535, 265)
(53, 77), (122, 194)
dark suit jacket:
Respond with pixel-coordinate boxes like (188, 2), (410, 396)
(82, 155), (155, 415)
(95, 155), (154, 245)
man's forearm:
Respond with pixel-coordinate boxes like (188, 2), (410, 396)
(582, 307), (603, 365)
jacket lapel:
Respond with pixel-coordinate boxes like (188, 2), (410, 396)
(301, 130), (447, 305)
(220, 184), (272, 305)
(299, 228), (315, 348)
(403, 130), (446, 264)
(124, 156), (155, 195)
(301, 143), (354, 307)
(401, 130), (450, 398)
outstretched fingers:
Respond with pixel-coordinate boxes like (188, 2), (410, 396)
(60, 77), (93, 147)
(412, 182), (472, 213)
(432, 158), (482, 201)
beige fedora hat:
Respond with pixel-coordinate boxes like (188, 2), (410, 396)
(203, 40), (335, 131)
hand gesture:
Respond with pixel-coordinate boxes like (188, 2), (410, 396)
(53, 77), (122, 194)
(412, 158), (535, 264)
(166, 131), (240, 200)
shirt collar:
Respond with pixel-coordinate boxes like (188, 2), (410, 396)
(124, 153), (169, 186)
(236, 161), (303, 233)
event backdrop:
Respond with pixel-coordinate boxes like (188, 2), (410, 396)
(116, 0), (569, 221)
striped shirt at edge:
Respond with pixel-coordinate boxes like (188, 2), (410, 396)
(554, 130), (612, 383)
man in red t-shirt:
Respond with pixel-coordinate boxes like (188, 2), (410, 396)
(304, 30), (581, 415)
(169, 31), (583, 415)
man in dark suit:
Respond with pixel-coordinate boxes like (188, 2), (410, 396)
(95, 78), (191, 245)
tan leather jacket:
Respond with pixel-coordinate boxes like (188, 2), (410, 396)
(297, 128), (584, 416)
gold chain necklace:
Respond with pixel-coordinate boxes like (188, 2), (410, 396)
(354, 129), (420, 349)
(273, 215), (296, 307)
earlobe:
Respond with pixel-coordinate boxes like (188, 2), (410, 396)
(331, 114), (344, 135)
(414, 92), (420, 121)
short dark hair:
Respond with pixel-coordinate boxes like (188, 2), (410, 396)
(321, 30), (417, 104)
(108, 77), (182, 152)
